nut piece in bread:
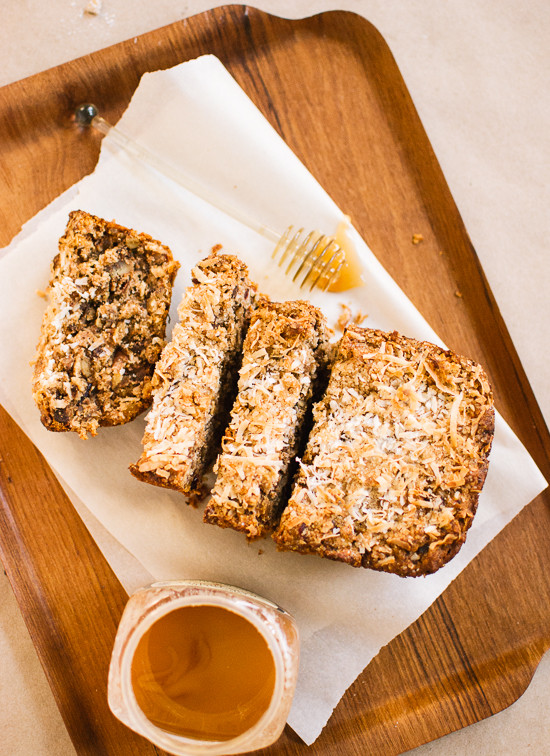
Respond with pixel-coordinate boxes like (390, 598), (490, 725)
(130, 251), (258, 499)
(32, 210), (179, 439)
(273, 326), (495, 577)
(204, 300), (329, 538)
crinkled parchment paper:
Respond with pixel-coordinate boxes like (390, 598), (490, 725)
(0, 56), (546, 744)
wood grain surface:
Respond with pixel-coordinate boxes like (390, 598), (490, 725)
(0, 6), (548, 755)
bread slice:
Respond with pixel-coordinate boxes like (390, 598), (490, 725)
(273, 325), (495, 576)
(204, 300), (329, 538)
(32, 210), (179, 439)
(129, 251), (258, 499)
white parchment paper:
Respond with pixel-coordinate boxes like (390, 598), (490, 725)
(0, 56), (546, 744)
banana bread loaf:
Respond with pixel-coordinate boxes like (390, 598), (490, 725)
(273, 325), (495, 576)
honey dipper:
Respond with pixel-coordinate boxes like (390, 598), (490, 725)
(75, 103), (362, 292)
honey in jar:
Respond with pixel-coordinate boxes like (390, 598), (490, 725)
(130, 604), (276, 741)
(108, 580), (300, 756)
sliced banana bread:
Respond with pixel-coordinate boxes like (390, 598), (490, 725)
(204, 300), (329, 538)
(273, 325), (495, 576)
(32, 210), (179, 439)
(130, 251), (257, 499)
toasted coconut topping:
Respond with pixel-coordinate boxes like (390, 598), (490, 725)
(31, 210), (179, 438)
(336, 303), (368, 332)
(273, 326), (495, 577)
(204, 300), (329, 538)
(130, 251), (257, 497)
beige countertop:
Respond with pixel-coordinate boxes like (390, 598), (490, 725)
(1, 1), (548, 754)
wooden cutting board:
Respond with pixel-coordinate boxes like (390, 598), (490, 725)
(0, 7), (548, 755)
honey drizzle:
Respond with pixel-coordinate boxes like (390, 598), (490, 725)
(326, 216), (365, 292)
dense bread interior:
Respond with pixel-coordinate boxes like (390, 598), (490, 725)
(32, 210), (179, 438)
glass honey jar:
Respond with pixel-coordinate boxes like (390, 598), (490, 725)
(108, 580), (300, 755)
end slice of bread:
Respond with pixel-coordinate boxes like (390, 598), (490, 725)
(32, 210), (179, 439)
(273, 325), (495, 576)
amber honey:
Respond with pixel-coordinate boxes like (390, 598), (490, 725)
(323, 217), (364, 292)
(130, 604), (276, 742)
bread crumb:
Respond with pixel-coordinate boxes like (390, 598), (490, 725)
(83, 0), (102, 15)
(336, 303), (368, 332)
(455, 290), (463, 298)
(336, 303), (352, 331)
(187, 485), (209, 508)
(412, 233), (424, 245)
(36, 289), (48, 299)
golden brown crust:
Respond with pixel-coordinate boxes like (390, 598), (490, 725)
(129, 251), (258, 498)
(273, 326), (495, 576)
(32, 210), (179, 439)
(203, 300), (329, 538)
